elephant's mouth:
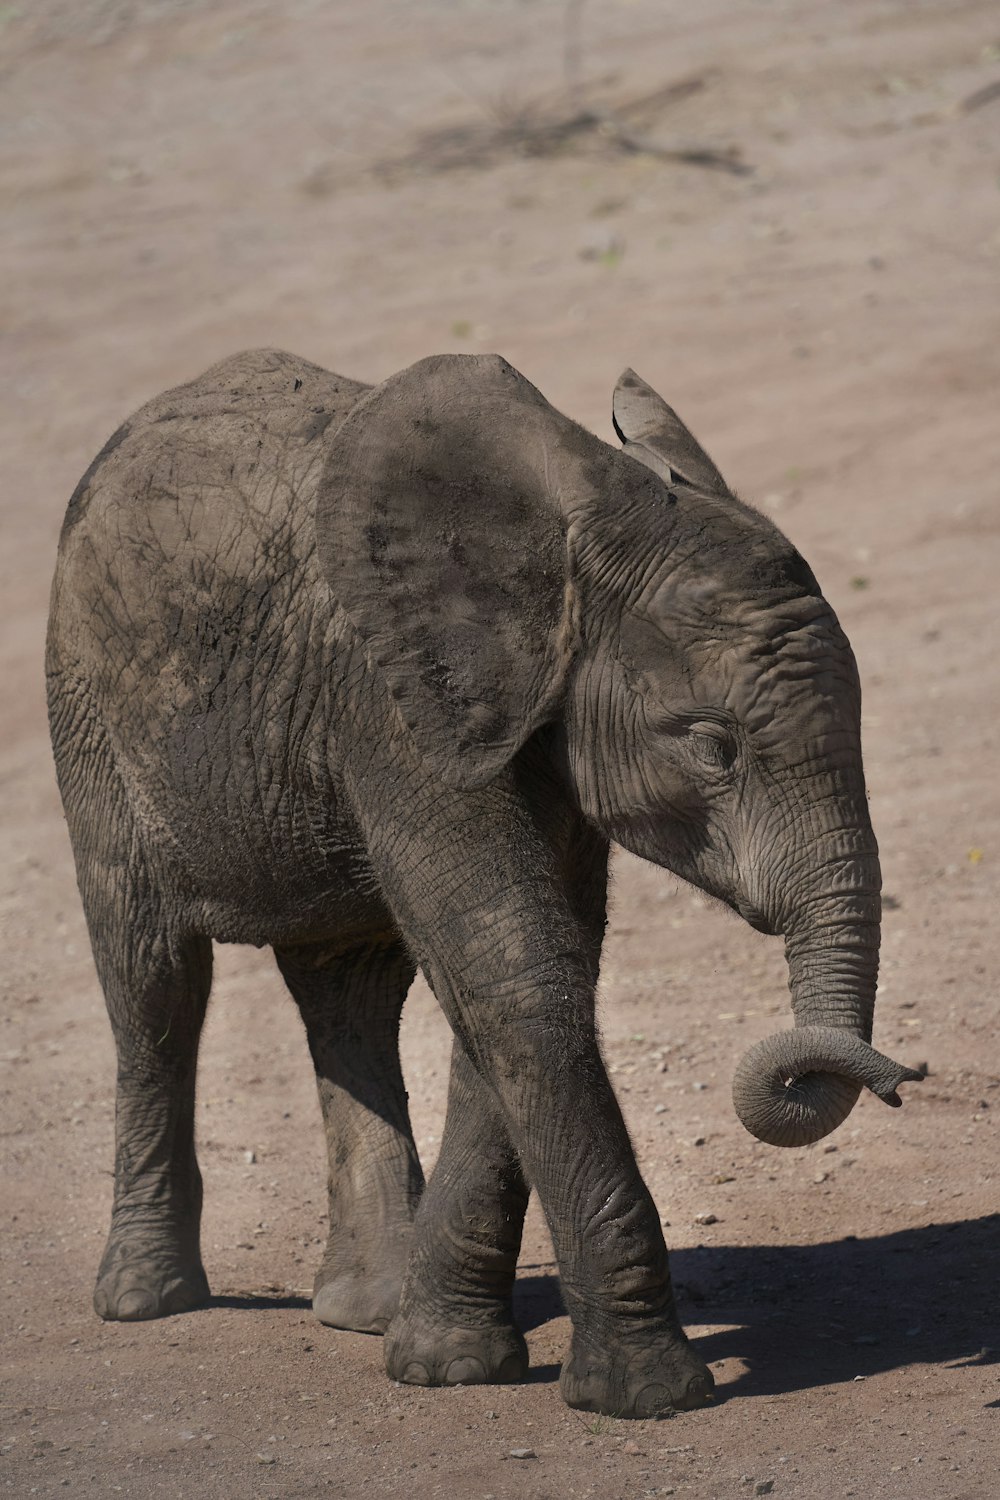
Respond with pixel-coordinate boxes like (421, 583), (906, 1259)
(734, 895), (778, 936)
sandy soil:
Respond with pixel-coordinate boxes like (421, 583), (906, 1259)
(2, 2), (999, 1496)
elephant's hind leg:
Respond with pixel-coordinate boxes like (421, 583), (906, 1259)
(51, 693), (212, 1321)
(90, 901), (212, 1321)
(275, 939), (424, 1334)
(384, 1039), (530, 1387)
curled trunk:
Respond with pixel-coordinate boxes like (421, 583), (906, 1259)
(731, 895), (922, 1147)
(731, 1026), (924, 1147)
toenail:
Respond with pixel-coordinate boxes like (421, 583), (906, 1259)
(634, 1382), (673, 1418)
(444, 1356), (487, 1385)
(117, 1291), (155, 1320)
(497, 1351), (527, 1382)
(686, 1374), (714, 1404)
(400, 1362), (432, 1387)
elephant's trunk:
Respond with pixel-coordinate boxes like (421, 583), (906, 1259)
(731, 890), (923, 1147)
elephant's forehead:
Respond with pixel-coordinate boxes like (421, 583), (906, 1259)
(726, 621), (861, 741)
(670, 595), (860, 724)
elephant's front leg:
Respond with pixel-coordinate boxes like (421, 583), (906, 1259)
(427, 965), (711, 1415)
(275, 939), (424, 1334)
(384, 1039), (530, 1385)
(370, 791), (713, 1417)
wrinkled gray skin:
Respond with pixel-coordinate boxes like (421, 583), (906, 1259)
(47, 349), (920, 1418)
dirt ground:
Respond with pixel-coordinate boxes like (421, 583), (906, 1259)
(2, 2), (998, 1496)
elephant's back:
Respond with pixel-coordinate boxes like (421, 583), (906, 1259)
(48, 348), (369, 674)
(46, 350), (376, 939)
(55, 348), (368, 551)
(47, 348), (369, 788)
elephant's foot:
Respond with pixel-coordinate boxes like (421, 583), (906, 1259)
(560, 1332), (714, 1419)
(312, 1225), (414, 1334)
(94, 1229), (208, 1321)
(313, 1266), (402, 1335)
(384, 1306), (528, 1387)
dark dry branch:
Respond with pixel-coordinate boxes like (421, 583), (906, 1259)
(373, 74), (751, 181)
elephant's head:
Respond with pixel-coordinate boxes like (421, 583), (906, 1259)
(317, 353), (921, 1147)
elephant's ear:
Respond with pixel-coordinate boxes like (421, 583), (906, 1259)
(612, 368), (728, 493)
(316, 353), (581, 791)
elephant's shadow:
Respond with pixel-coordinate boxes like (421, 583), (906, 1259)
(513, 1213), (1000, 1401)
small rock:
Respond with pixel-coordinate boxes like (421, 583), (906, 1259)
(244, 1150), (256, 1165)
(255, 1452), (277, 1464)
(508, 1447), (536, 1460)
(578, 229), (625, 264)
(694, 1212), (718, 1226)
(693, 1136), (706, 1147)
(813, 1171), (829, 1183)
(755, 1483), (775, 1496)
(622, 1438), (643, 1455)
(484, 1410), (498, 1420)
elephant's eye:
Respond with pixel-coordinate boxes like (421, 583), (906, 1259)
(689, 723), (738, 770)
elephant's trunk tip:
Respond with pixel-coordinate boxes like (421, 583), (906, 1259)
(873, 1061), (927, 1108)
(731, 1026), (924, 1148)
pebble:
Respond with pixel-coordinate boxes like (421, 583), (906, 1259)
(755, 1483), (774, 1496)
(508, 1447), (536, 1460)
(694, 1212), (718, 1226)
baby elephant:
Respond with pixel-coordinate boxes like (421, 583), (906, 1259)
(47, 349), (920, 1417)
